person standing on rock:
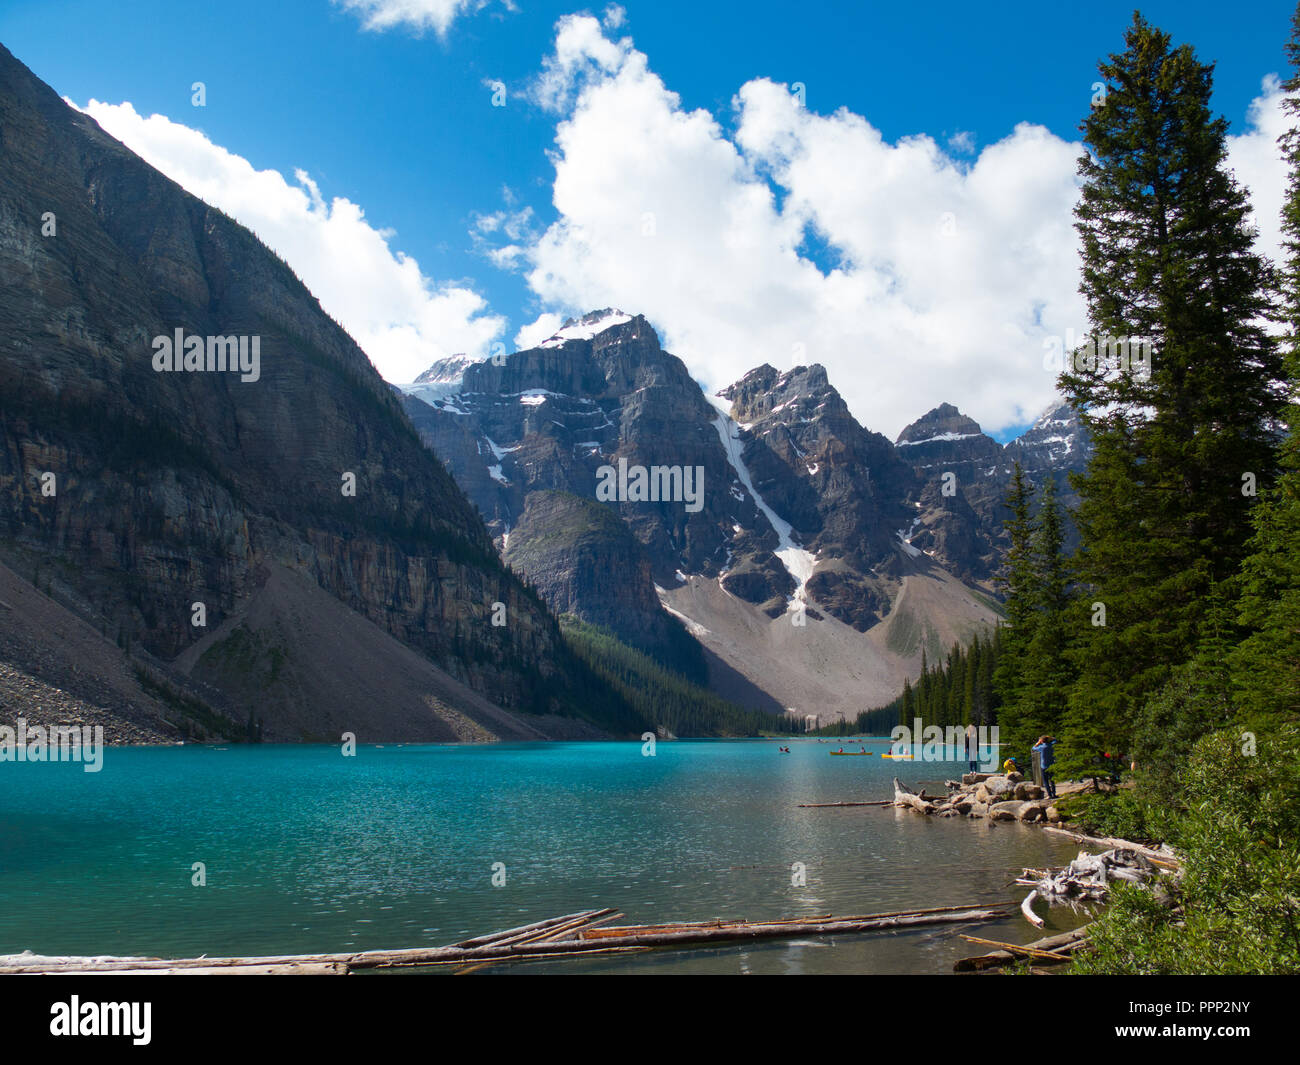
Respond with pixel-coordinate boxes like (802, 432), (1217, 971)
(965, 723), (979, 773)
(1032, 736), (1057, 799)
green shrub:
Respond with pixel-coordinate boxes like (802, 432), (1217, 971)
(1072, 788), (1175, 846)
(1071, 725), (1300, 974)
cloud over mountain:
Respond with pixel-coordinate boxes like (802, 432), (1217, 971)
(76, 99), (505, 383)
(492, 14), (1288, 439)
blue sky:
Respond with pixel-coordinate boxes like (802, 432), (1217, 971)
(1, 0), (1294, 439)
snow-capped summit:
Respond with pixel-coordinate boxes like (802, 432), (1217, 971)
(1004, 400), (1090, 474)
(411, 353), (476, 386)
(539, 309), (633, 348)
(398, 353), (479, 407)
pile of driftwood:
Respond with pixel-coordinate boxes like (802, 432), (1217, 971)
(953, 845), (1180, 970)
(893, 773), (1061, 823)
(1015, 847), (1171, 928)
(0, 902), (1013, 974)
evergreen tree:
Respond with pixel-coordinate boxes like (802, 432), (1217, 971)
(993, 462), (1037, 750)
(1017, 476), (1076, 749)
(1231, 3), (1300, 728)
(900, 676), (914, 729)
(1060, 14), (1284, 775)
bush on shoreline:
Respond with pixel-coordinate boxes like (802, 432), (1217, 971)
(1069, 725), (1300, 974)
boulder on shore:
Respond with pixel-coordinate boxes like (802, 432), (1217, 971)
(989, 800), (1029, 822)
(979, 775), (1016, 801)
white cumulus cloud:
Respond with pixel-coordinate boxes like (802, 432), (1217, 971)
(75, 99), (504, 383)
(497, 15), (1290, 440)
(334, 0), (506, 38)
(514, 312), (567, 349)
(1227, 75), (1288, 273)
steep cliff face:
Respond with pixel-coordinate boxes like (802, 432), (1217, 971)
(894, 401), (1092, 578)
(502, 491), (704, 673)
(0, 44), (588, 738)
(893, 404), (1005, 580)
(718, 363), (918, 628)
(400, 312), (797, 631)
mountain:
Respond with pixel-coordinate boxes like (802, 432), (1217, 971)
(400, 310), (786, 669)
(0, 43), (615, 742)
(397, 315), (1083, 720)
(893, 401), (1091, 578)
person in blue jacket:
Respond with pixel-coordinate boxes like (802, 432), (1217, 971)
(1032, 735), (1057, 799)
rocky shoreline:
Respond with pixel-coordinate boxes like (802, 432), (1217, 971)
(893, 770), (1071, 823)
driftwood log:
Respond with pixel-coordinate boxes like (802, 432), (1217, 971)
(0, 903), (1013, 974)
(892, 777), (936, 814)
(1039, 826), (1180, 867)
(954, 926), (1091, 972)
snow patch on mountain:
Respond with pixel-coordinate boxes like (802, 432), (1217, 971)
(711, 413), (817, 603)
(539, 309), (633, 348)
(897, 432), (983, 447)
(656, 591), (712, 638)
(484, 437), (519, 460)
(399, 354), (478, 406)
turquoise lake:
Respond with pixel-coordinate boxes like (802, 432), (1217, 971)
(0, 738), (1086, 974)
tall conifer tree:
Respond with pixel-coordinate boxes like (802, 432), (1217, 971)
(1232, 3), (1300, 727)
(994, 463), (1037, 752)
(1060, 14), (1284, 769)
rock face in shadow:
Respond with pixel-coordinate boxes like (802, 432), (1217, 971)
(0, 43), (597, 739)
(894, 402), (1091, 580)
(503, 491), (706, 676)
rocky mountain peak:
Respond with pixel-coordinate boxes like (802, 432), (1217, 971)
(1003, 399), (1090, 485)
(720, 362), (837, 427)
(539, 308), (641, 349)
(412, 353), (475, 385)
(895, 403), (988, 446)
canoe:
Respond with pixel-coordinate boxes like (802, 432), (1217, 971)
(829, 751), (870, 756)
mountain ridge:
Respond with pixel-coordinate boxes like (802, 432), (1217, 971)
(397, 311), (1089, 718)
(0, 42), (622, 741)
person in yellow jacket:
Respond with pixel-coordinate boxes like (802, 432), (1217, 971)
(1003, 756), (1020, 775)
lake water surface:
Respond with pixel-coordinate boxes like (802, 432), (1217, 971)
(0, 738), (1086, 974)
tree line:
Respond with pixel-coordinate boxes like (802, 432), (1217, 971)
(1000, 10), (1300, 973)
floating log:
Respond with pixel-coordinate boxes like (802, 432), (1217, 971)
(796, 800), (894, 808)
(571, 904), (995, 942)
(74, 962), (351, 976)
(954, 927), (1090, 972)
(548, 908), (1007, 951)
(1020, 889), (1045, 928)
(451, 909), (610, 948)
(513, 910), (621, 946)
(957, 935), (1070, 961)
(0, 903), (1011, 974)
